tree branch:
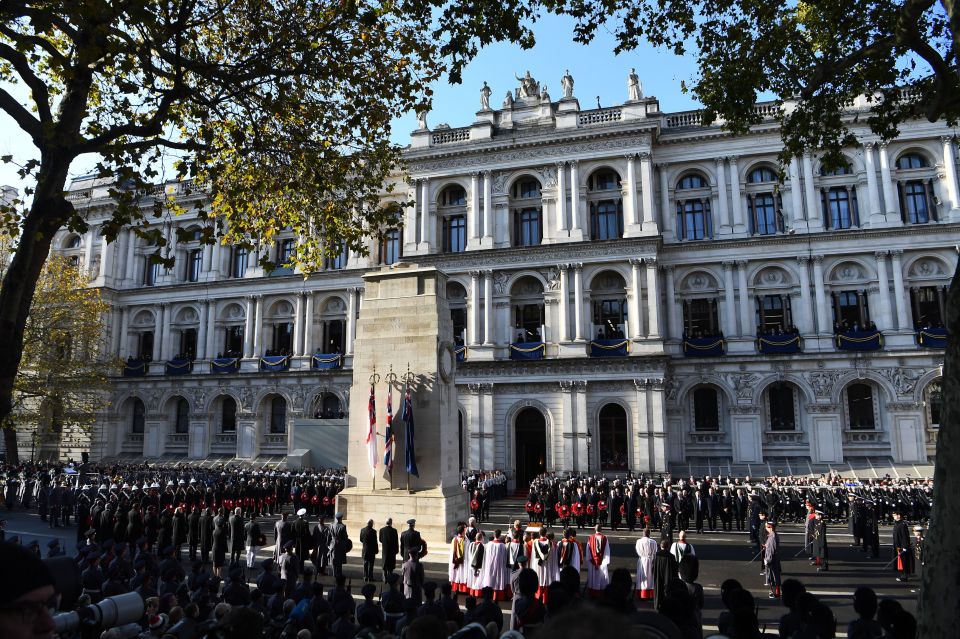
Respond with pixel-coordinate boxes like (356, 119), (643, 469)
(0, 40), (52, 124)
(0, 85), (41, 141)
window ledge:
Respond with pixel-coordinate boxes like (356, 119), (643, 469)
(689, 431), (726, 444)
(843, 429), (885, 443)
(763, 430), (805, 444)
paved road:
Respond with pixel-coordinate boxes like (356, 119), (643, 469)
(2, 497), (920, 636)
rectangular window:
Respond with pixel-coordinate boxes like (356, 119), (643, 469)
(278, 239), (295, 265)
(224, 326), (244, 357)
(592, 299), (627, 337)
(676, 199), (712, 240)
(325, 243), (348, 270)
(513, 208), (542, 247)
(590, 201), (623, 241)
(912, 286), (944, 327)
(834, 290), (869, 330)
(144, 257), (160, 286)
(756, 295), (792, 333)
(514, 303), (544, 341)
(450, 308), (467, 343)
(231, 247), (248, 278)
(221, 400), (237, 432)
(683, 298), (719, 336)
(824, 187), (859, 229)
(179, 328), (198, 360)
(185, 249), (202, 282)
(749, 193), (779, 235)
(379, 230), (401, 265)
(138, 331), (154, 360)
(901, 181), (933, 224)
(443, 215), (467, 253)
(272, 322), (293, 355)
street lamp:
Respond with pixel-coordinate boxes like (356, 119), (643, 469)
(586, 429), (594, 474)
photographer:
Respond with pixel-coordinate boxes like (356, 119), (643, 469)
(0, 541), (57, 639)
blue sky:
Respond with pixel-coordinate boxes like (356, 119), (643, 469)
(0, 14), (701, 196)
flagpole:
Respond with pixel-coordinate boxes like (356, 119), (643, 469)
(369, 368), (380, 491)
(403, 364), (415, 495)
(386, 367), (397, 491)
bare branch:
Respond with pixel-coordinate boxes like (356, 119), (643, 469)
(0, 40), (52, 123)
(0, 85), (41, 140)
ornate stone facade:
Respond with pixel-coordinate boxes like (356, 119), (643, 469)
(46, 71), (953, 483)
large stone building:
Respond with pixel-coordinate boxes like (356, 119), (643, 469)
(35, 72), (952, 486)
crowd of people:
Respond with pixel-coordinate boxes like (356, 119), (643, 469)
(0, 461), (930, 639)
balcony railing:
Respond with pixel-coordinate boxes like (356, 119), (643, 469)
(311, 353), (342, 370)
(757, 333), (802, 354)
(259, 355), (291, 372)
(122, 359), (149, 377)
(843, 430), (886, 444)
(682, 336), (725, 357)
(509, 341), (545, 360)
(834, 329), (883, 351)
(165, 358), (193, 375)
(589, 338), (629, 357)
(916, 327), (947, 348)
(263, 433), (287, 445)
(763, 430), (806, 444)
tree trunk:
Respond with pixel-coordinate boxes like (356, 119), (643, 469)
(0, 156), (74, 463)
(917, 265), (960, 636)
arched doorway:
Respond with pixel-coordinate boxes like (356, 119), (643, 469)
(515, 408), (546, 488)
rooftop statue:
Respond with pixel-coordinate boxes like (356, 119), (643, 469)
(515, 71), (540, 100)
(561, 70), (574, 99)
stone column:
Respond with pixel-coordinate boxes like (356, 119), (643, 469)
(243, 296), (255, 357)
(405, 180), (419, 253)
(658, 163), (673, 238)
(728, 156), (744, 230)
(419, 178), (431, 251)
(639, 152), (656, 228)
(796, 257), (814, 334)
(629, 259), (644, 339)
(648, 379), (667, 471)
(715, 157), (731, 229)
(98, 229), (112, 281)
(560, 381), (576, 470)
(874, 251), (893, 330)
(482, 171), (493, 245)
(483, 271), (493, 345)
(812, 256), (830, 334)
(83, 228), (95, 275)
(574, 380), (588, 472)
(124, 229), (137, 284)
(664, 265), (678, 340)
(210, 239), (222, 278)
(197, 301), (208, 360)
(878, 143), (897, 218)
(293, 293), (305, 356)
(253, 295), (264, 357)
(160, 303), (173, 361)
(633, 379), (650, 472)
(468, 271), (480, 346)
(556, 161), (568, 235)
(645, 258), (661, 338)
(303, 293), (314, 354)
(863, 142), (883, 222)
(722, 261), (737, 336)
(205, 300), (217, 359)
(573, 263), (584, 340)
(736, 260), (751, 337)
(345, 287), (357, 355)
(890, 250), (909, 330)
(569, 160), (582, 236)
(469, 172), (481, 246)
(788, 157), (805, 225)
(624, 154), (638, 227)
(941, 136), (959, 211)
(495, 300), (510, 346)
(480, 384), (495, 469)
(557, 264), (569, 342)
(118, 307), (130, 358)
(802, 153), (823, 228)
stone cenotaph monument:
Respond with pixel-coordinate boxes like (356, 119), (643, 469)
(336, 264), (467, 549)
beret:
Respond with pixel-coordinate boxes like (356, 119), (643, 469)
(0, 543), (55, 605)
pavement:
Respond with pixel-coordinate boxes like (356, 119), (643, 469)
(1, 497), (920, 637)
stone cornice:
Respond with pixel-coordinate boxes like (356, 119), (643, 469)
(405, 131), (655, 176)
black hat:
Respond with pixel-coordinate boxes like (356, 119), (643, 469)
(283, 540), (295, 550)
(0, 543), (54, 605)
(361, 583), (376, 598)
(407, 518), (416, 526)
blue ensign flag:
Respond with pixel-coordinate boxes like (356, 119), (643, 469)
(401, 386), (419, 477)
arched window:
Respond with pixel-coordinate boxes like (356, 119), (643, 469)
(440, 185), (467, 206)
(131, 398), (145, 434)
(270, 396), (286, 433)
(675, 173), (712, 240)
(321, 394), (342, 419)
(598, 404), (628, 470)
(768, 384), (796, 430)
(847, 383), (876, 430)
(175, 398), (190, 434)
(446, 282), (468, 343)
(746, 167), (782, 235)
(511, 178), (543, 247)
(820, 164), (853, 176)
(511, 276), (544, 342)
(66, 235), (81, 249)
(221, 397), (237, 432)
(588, 169), (621, 191)
(693, 388), (720, 431)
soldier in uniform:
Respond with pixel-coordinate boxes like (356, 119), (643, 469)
(811, 510), (829, 571)
(379, 517), (400, 581)
(892, 509), (913, 583)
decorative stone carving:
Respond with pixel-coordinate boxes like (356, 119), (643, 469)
(492, 172), (508, 195)
(515, 71), (540, 100)
(729, 374), (758, 401)
(238, 387), (255, 411)
(190, 387), (207, 409)
(807, 371), (841, 398)
(480, 81), (492, 111)
(539, 165), (558, 189)
(542, 267), (561, 290)
(663, 377), (679, 402)
(879, 367), (925, 396)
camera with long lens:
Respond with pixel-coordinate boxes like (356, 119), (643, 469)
(44, 557), (144, 639)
